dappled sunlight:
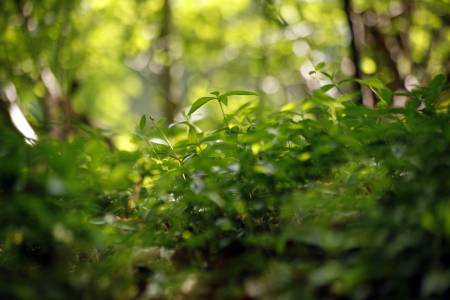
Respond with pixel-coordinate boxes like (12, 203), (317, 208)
(3, 0), (446, 136)
(9, 103), (38, 144)
(1, 0), (450, 298)
(3, 83), (37, 144)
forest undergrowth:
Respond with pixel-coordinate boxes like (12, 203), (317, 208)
(1, 69), (450, 300)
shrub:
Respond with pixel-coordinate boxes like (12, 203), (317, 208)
(1, 73), (450, 300)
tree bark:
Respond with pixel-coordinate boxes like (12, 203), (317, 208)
(344, 0), (363, 104)
(161, 0), (175, 124)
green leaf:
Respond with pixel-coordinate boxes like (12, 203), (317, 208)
(219, 95), (228, 106)
(182, 153), (197, 163)
(231, 126), (240, 133)
(88, 218), (105, 225)
(189, 123), (200, 134)
(149, 138), (168, 146)
(208, 91), (220, 97)
(315, 62), (325, 70)
(345, 105), (381, 117)
(114, 221), (138, 231)
(222, 91), (258, 97)
(338, 78), (358, 87)
(235, 101), (254, 115)
(318, 84), (335, 94)
(377, 101), (387, 109)
(208, 142), (234, 152)
(406, 99), (421, 110)
(309, 71), (316, 75)
(201, 134), (223, 143)
(205, 127), (229, 136)
(188, 97), (217, 116)
(131, 131), (146, 140)
(314, 88), (335, 103)
(332, 69), (338, 79)
(424, 94), (439, 107)
(168, 121), (190, 129)
(157, 118), (166, 126)
(359, 78), (383, 89)
(430, 74), (446, 93)
(173, 141), (197, 149)
(338, 78), (383, 89)
(387, 108), (407, 115)
(378, 87), (393, 105)
(335, 91), (362, 103)
(187, 126), (202, 144)
(321, 72), (333, 81)
(139, 115), (146, 131)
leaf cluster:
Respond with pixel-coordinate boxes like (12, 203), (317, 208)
(2, 74), (450, 300)
(123, 74), (450, 299)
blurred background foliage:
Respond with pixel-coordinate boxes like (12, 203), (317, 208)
(2, 1), (450, 300)
(1, 0), (450, 148)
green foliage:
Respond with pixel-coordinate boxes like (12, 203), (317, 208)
(3, 0), (449, 135)
(0, 121), (140, 299)
(3, 69), (450, 299)
(2, 0), (450, 298)
(130, 73), (450, 299)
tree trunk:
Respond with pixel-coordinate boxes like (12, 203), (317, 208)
(161, 0), (175, 124)
(344, 0), (363, 104)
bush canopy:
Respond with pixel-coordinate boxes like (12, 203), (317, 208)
(2, 0), (450, 299)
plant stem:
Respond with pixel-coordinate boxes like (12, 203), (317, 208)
(143, 138), (173, 177)
(191, 132), (203, 152)
(151, 119), (187, 179)
(156, 126), (174, 151)
(335, 83), (371, 124)
(218, 100), (230, 133)
(369, 86), (408, 132)
(336, 84), (355, 107)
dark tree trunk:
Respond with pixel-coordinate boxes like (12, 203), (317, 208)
(344, 0), (363, 104)
(161, 0), (175, 124)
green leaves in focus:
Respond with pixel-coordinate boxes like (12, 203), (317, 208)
(315, 62), (325, 70)
(430, 74), (446, 93)
(219, 95), (228, 106)
(338, 78), (383, 89)
(139, 115), (146, 131)
(149, 138), (168, 146)
(188, 91), (258, 116)
(157, 118), (167, 127)
(188, 97), (217, 116)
